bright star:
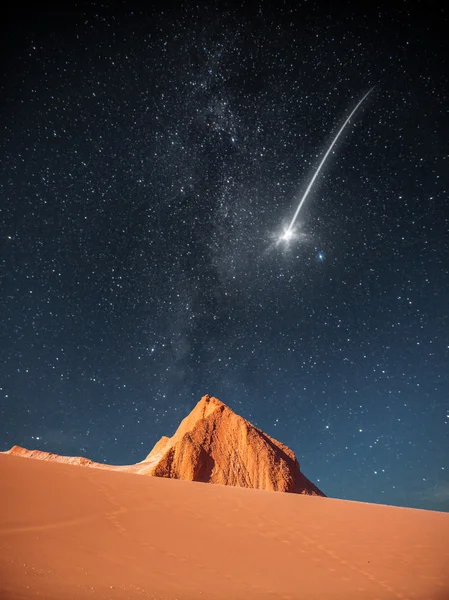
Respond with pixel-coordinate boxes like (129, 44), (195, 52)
(274, 225), (307, 248)
(281, 229), (294, 242)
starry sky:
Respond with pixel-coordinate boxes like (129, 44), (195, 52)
(1, 1), (448, 512)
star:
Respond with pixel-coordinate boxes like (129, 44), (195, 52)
(280, 229), (294, 243)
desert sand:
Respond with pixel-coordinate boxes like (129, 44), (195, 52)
(1, 452), (448, 600)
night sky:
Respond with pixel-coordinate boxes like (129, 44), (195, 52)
(1, 1), (448, 512)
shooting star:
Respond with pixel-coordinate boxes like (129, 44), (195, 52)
(278, 86), (375, 244)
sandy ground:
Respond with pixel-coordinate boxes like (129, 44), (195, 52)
(1, 453), (448, 600)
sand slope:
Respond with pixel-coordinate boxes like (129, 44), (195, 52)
(1, 453), (448, 600)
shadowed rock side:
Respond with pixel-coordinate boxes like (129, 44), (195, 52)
(5, 395), (324, 496)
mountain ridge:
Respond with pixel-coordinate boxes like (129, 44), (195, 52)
(5, 394), (324, 496)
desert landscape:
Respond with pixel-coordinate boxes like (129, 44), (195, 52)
(1, 396), (448, 600)
(2, 0), (448, 597)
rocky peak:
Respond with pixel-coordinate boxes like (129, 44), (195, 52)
(142, 395), (324, 495)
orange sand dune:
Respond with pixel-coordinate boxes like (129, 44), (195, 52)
(1, 453), (448, 600)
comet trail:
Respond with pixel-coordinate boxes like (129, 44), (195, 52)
(280, 87), (375, 242)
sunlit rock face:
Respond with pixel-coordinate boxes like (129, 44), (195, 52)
(143, 395), (325, 495)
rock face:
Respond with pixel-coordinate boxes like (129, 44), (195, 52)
(143, 395), (324, 495)
(6, 395), (324, 496)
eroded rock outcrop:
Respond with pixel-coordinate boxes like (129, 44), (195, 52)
(141, 395), (324, 495)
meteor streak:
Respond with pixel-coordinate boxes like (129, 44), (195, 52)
(281, 87), (375, 242)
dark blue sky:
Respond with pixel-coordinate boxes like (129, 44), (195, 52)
(1, 0), (448, 511)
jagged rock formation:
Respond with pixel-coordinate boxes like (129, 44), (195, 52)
(142, 395), (324, 495)
(5, 395), (324, 496)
